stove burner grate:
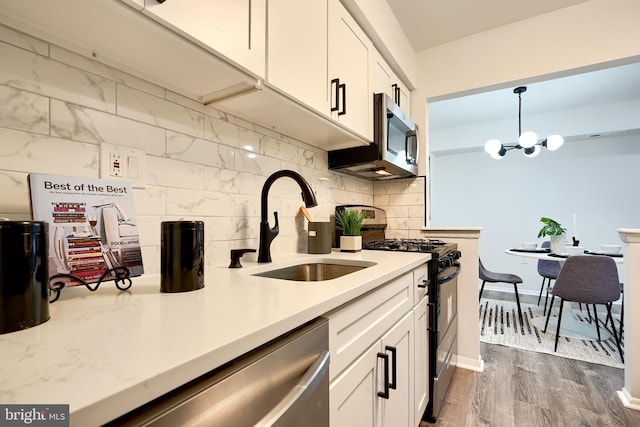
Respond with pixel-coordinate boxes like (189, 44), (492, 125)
(363, 238), (446, 253)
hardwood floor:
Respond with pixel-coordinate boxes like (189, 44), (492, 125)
(420, 290), (635, 426)
(421, 342), (640, 427)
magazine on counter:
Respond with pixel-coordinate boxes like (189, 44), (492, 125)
(28, 173), (144, 285)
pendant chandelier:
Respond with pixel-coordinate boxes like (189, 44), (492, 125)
(484, 86), (564, 159)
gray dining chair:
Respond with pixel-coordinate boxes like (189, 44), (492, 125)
(479, 257), (524, 329)
(537, 240), (561, 315)
(605, 282), (624, 342)
(543, 255), (624, 362)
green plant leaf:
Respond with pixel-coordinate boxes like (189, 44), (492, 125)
(537, 217), (567, 238)
(335, 208), (364, 236)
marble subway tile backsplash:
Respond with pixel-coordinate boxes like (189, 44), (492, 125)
(374, 177), (426, 238)
(0, 23), (424, 276)
(0, 40), (117, 113)
(0, 85), (49, 134)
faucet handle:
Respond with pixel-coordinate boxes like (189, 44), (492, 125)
(229, 248), (256, 268)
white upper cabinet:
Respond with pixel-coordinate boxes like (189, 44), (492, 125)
(371, 50), (393, 98)
(142, 0), (265, 77)
(0, 0), (259, 102)
(328, 0), (372, 140)
(394, 81), (410, 114)
(267, 0), (328, 114)
(372, 49), (410, 115)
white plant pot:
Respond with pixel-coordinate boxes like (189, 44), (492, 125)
(340, 235), (362, 252)
(550, 234), (566, 254)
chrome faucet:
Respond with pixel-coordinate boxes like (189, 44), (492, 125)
(258, 170), (318, 263)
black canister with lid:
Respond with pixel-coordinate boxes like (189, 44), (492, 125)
(0, 221), (49, 334)
(161, 221), (204, 293)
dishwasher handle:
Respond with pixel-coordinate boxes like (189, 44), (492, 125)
(257, 350), (330, 426)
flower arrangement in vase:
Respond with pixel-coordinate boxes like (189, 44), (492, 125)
(335, 208), (364, 252)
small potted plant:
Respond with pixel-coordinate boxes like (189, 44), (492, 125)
(537, 217), (567, 254)
(335, 208), (364, 252)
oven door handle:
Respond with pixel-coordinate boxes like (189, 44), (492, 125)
(427, 302), (436, 331)
(438, 263), (460, 284)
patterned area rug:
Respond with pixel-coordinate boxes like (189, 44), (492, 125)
(479, 298), (624, 369)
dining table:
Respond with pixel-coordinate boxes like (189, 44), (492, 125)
(505, 248), (623, 341)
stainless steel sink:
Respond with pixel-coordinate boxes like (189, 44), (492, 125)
(253, 260), (376, 282)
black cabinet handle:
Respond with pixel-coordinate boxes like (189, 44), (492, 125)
(156, 0), (167, 3)
(385, 345), (397, 390)
(377, 352), (390, 399)
(418, 279), (429, 288)
(331, 79), (347, 116)
(391, 83), (398, 105)
(331, 79), (340, 112)
(396, 86), (401, 106)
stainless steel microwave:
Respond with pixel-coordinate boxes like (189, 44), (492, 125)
(328, 93), (418, 180)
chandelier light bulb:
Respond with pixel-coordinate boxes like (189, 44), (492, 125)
(518, 131), (538, 148)
(484, 139), (502, 154)
(524, 145), (541, 158)
(546, 134), (564, 151)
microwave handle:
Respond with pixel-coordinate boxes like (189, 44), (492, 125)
(405, 130), (418, 165)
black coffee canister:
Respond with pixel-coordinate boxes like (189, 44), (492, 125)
(0, 221), (49, 334)
(161, 221), (204, 293)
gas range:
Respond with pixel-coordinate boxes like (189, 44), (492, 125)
(362, 238), (460, 268)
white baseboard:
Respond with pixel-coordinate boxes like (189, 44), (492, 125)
(618, 388), (640, 411)
(454, 354), (484, 372)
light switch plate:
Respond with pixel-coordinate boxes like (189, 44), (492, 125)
(100, 143), (146, 188)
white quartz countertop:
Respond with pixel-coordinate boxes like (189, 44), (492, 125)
(0, 249), (429, 426)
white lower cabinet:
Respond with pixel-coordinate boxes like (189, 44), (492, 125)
(327, 265), (426, 427)
(379, 312), (414, 426)
(330, 312), (414, 427)
(330, 340), (378, 426)
(413, 295), (429, 421)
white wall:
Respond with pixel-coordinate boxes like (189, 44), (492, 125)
(429, 133), (639, 294)
(412, 0), (640, 177)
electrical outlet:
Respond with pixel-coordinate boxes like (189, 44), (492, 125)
(100, 143), (146, 188)
(111, 153), (123, 177)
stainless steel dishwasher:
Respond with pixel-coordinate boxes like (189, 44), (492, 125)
(108, 318), (329, 427)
